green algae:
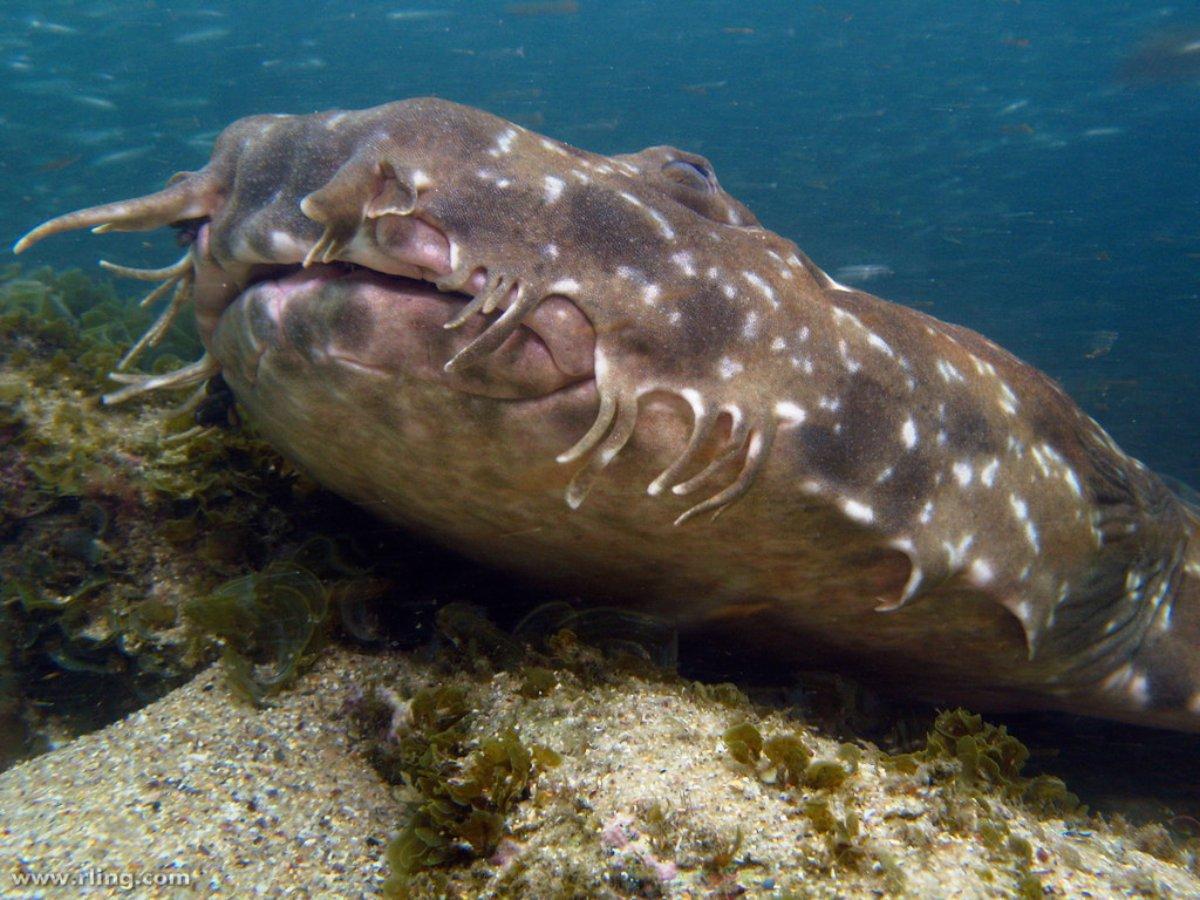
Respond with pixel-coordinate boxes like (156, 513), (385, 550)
(0, 264), (381, 765)
(184, 562), (330, 704)
(0, 264), (201, 389)
(922, 708), (1081, 815)
(722, 722), (764, 766)
(763, 733), (811, 787)
(376, 688), (562, 896)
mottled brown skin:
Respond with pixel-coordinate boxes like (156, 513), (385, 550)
(15, 98), (1200, 731)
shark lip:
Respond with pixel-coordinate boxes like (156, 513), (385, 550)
(218, 262), (596, 400)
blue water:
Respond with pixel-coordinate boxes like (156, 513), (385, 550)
(3, 0), (1197, 484)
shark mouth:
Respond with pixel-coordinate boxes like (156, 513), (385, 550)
(13, 206), (597, 407)
(215, 261), (597, 401)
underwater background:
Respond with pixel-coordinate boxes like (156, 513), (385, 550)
(2, 0), (1197, 487)
(2, 5), (1200, 891)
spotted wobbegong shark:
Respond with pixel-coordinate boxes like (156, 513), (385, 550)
(14, 98), (1200, 731)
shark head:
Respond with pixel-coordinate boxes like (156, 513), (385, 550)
(15, 97), (815, 521)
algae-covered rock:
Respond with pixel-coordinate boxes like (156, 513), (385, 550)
(0, 266), (411, 766)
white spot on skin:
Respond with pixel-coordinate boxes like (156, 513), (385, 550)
(980, 457), (1000, 487)
(490, 127), (519, 157)
(718, 357), (743, 381)
(969, 558), (995, 585)
(831, 307), (864, 329)
(543, 175), (565, 203)
(542, 243), (559, 260)
(742, 312), (760, 340)
(936, 359), (965, 384)
(952, 461), (974, 487)
(646, 207), (676, 241)
(770, 336), (787, 353)
(671, 252), (697, 277)
(919, 501), (935, 525)
(721, 282), (737, 299)
(742, 271), (778, 307)
(901, 417), (918, 449)
(837, 340), (861, 373)
(411, 169), (432, 190)
(615, 265), (641, 281)
(1030, 445), (1052, 478)
(774, 401), (806, 425)
(998, 382), (1019, 416)
(1009, 494), (1029, 520)
(1101, 663), (1134, 693)
(1128, 672), (1150, 706)
(797, 326), (811, 343)
(549, 278), (580, 294)
(867, 332), (895, 357)
(842, 499), (875, 524)
(269, 229), (308, 256)
(617, 190), (645, 209)
(943, 534), (974, 567)
(1063, 468), (1083, 497)
(642, 284), (661, 306)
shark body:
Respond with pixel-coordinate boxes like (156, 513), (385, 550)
(14, 98), (1200, 730)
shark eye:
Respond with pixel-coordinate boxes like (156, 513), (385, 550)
(662, 158), (716, 194)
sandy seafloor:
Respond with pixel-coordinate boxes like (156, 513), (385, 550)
(2, 645), (1198, 899)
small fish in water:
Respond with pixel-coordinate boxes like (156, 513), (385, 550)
(69, 126), (126, 146)
(570, 118), (621, 133)
(73, 94), (117, 111)
(833, 263), (894, 284)
(504, 0), (579, 15)
(36, 155), (81, 173)
(173, 28), (230, 45)
(386, 8), (453, 20)
(27, 17), (79, 35)
(91, 145), (152, 167)
(260, 56), (326, 72)
(451, 45), (526, 59)
(1120, 27), (1200, 84)
(1084, 330), (1119, 360)
(682, 80), (729, 96)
